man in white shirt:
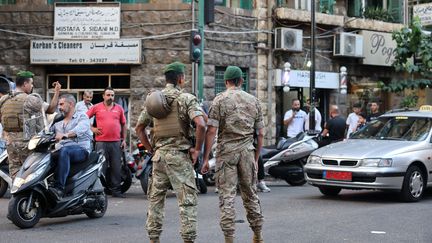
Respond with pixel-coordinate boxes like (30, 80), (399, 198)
(283, 99), (307, 138)
(346, 103), (361, 138)
(304, 101), (322, 133)
(75, 90), (93, 114)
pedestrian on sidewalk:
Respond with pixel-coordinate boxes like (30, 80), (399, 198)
(86, 87), (127, 198)
(202, 66), (265, 243)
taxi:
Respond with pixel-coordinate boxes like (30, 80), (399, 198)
(304, 105), (432, 202)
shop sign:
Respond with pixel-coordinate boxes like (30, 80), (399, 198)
(414, 3), (432, 26)
(275, 69), (339, 89)
(360, 30), (396, 66)
(54, 3), (120, 40)
(30, 40), (141, 65)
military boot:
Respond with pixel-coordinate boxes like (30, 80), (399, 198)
(253, 231), (264, 243)
(149, 238), (160, 243)
(225, 236), (234, 243)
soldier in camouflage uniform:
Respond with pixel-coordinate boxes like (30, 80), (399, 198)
(135, 62), (206, 243)
(201, 66), (265, 243)
(0, 71), (61, 180)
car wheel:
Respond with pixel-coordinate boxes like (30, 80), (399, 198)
(400, 165), (425, 202)
(318, 186), (341, 196)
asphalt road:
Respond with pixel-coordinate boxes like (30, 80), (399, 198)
(0, 179), (432, 243)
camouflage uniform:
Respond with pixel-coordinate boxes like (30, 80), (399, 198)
(207, 86), (265, 238)
(137, 83), (203, 242)
(0, 92), (47, 179)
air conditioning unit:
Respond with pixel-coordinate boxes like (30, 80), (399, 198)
(333, 33), (363, 57)
(295, 0), (311, 11)
(274, 28), (303, 52)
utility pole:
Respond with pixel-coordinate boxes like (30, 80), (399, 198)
(198, 0), (205, 101)
(309, 0), (317, 133)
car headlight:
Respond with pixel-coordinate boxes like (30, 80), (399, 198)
(360, 158), (392, 167)
(307, 155), (322, 164)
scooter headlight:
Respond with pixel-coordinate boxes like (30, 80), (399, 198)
(11, 161), (48, 193)
(307, 155), (322, 165)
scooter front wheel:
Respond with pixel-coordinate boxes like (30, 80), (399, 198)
(8, 193), (43, 229)
(0, 177), (8, 198)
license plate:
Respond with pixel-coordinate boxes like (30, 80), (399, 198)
(323, 171), (352, 181)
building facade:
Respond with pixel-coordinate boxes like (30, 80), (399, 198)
(0, 0), (430, 146)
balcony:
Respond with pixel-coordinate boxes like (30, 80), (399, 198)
(274, 7), (344, 27)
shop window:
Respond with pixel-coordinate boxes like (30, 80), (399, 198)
(70, 76), (109, 89)
(111, 75), (130, 89)
(214, 66), (249, 95)
(347, 0), (403, 23)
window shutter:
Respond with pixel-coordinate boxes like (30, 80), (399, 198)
(388, 0), (403, 23)
(240, 0), (252, 10)
(348, 0), (362, 17)
(319, 0), (334, 14)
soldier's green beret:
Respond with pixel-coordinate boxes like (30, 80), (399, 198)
(224, 66), (242, 80)
(164, 61), (185, 74)
(17, 70), (34, 78)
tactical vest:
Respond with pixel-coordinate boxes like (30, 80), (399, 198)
(153, 100), (183, 140)
(0, 93), (29, 132)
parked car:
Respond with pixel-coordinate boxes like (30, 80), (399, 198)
(304, 106), (432, 202)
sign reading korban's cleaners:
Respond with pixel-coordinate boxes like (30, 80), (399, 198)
(54, 3), (121, 40)
(30, 40), (141, 65)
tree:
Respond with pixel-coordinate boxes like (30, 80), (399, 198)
(379, 17), (432, 92)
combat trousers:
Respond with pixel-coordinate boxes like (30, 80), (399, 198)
(146, 150), (198, 241)
(216, 148), (264, 237)
(6, 139), (29, 180)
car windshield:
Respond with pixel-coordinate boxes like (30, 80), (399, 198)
(351, 116), (432, 141)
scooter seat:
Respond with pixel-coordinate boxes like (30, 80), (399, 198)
(68, 152), (99, 178)
(260, 147), (281, 160)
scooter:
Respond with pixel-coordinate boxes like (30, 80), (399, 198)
(261, 132), (319, 186)
(0, 140), (11, 198)
(135, 143), (207, 195)
(8, 114), (108, 229)
(100, 150), (133, 194)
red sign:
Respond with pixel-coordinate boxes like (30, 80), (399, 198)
(324, 171), (352, 181)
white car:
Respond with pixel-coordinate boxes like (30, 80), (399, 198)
(304, 106), (432, 202)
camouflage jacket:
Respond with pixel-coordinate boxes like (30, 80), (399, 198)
(207, 87), (264, 156)
(137, 83), (204, 152)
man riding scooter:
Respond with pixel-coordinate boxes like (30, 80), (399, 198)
(49, 94), (93, 199)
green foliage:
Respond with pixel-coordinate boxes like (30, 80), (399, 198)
(381, 17), (432, 93)
(363, 7), (394, 22)
(392, 17), (432, 78)
(399, 94), (419, 108)
(379, 79), (432, 92)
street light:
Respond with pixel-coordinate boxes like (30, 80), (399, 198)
(282, 62), (291, 93)
(340, 66), (347, 94)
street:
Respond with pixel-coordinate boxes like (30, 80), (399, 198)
(0, 180), (431, 243)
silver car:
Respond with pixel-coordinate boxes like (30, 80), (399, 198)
(304, 108), (432, 202)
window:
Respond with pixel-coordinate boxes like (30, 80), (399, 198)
(319, 0), (334, 14)
(214, 67), (249, 95)
(215, 0), (253, 10)
(48, 0), (149, 3)
(0, 0), (16, 4)
(347, 0), (403, 23)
